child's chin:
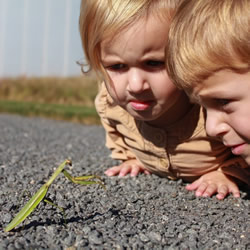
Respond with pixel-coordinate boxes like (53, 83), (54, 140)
(126, 109), (148, 121)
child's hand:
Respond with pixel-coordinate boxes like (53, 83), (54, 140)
(186, 170), (240, 200)
(104, 159), (151, 177)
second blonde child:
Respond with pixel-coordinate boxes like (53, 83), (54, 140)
(166, 0), (250, 184)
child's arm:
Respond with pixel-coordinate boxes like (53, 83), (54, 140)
(101, 118), (151, 177)
(95, 82), (151, 177)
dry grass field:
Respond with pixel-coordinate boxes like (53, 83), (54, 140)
(0, 76), (100, 124)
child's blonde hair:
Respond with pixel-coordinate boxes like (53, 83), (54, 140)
(79, 0), (182, 79)
(166, 0), (250, 92)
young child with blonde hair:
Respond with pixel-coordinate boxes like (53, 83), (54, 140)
(166, 0), (250, 185)
(79, 0), (248, 200)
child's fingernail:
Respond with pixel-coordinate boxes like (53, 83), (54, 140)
(105, 171), (112, 176)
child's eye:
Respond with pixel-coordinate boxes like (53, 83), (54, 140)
(106, 64), (126, 71)
(145, 60), (165, 68)
(214, 98), (231, 106)
(213, 99), (234, 112)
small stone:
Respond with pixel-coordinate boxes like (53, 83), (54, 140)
(148, 232), (162, 243)
(88, 231), (103, 245)
(139, 233), (149, 243)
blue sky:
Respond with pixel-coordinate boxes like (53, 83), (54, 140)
(0, 0), (84, 77)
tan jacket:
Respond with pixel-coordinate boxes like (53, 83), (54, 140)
(95, 82), (250, 184)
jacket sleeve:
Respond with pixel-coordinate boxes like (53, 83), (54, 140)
(100, 117), (138, 161)
(95, 82), (137, 161)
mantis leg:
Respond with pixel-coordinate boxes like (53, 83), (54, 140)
(44, 198), (67, 225)
(62, 170), (106, 190)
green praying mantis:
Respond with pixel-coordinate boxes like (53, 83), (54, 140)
(4, 159), (105, 232)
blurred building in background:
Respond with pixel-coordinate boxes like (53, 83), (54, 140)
(0, 0), (84, 77)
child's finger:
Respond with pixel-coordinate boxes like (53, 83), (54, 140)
(231, 190), (241, 198)
(130, 165), (141, 177)
(229, 186), (241, 198)
(144, 170), (151, 175)
(104, 166), (123, 176)
(215, 185), (228, 200)
(185, 179), (200, 191)
(118, 164), (132, 177)
(195, 182), (208, 196)
(201, 183), (217, 197)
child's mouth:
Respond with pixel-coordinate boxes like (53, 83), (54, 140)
(129, 100), (153, 111)
(231, 143), (246, 155)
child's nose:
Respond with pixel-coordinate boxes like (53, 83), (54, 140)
(127, 68), (149, 93)
(205, 110), (229, 138)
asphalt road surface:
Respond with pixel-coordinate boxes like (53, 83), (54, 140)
(0, 114), (249, 249)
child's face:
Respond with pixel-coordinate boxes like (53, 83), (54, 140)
(194, 70), (250, 164)
(100, 14), (188, 127)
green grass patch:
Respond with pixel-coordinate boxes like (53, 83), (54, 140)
(0, 100), (100, 125)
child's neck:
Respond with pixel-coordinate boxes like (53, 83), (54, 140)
(146, 92), (193, 129)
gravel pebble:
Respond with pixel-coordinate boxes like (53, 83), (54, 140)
(0, 114), (249, 249)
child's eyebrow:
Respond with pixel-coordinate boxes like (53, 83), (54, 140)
(198, 89), (230, 98)
(101, 58), (122, 64)
(142, 53), (165, 60)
